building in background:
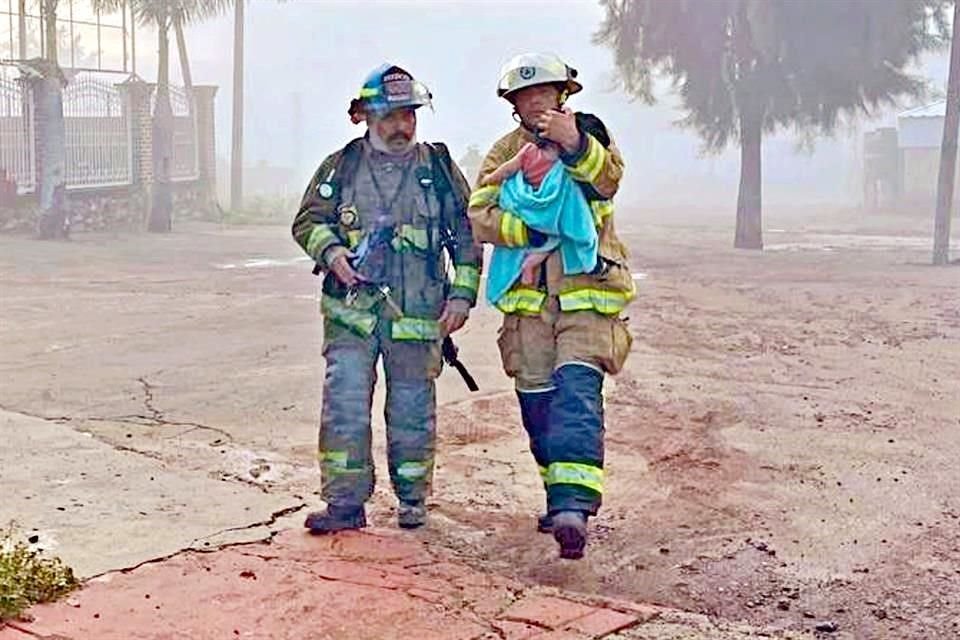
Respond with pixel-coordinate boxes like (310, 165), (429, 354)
(864, 100), (960, 212)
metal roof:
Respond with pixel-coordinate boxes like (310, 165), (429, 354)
(898, 100), (946, 119)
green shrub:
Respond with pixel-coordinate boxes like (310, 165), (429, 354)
(0, 524), (78, 622)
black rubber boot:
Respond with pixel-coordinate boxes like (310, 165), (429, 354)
(552, 510), (587, 560)
(397, 500), (426, 529)
(518, 390), (554, 535)
(537, 512), (554, 533)
(304, 504), (367, 535)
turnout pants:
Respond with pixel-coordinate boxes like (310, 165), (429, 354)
(497, 297), (632, 515)
(318, 319), (442, 507)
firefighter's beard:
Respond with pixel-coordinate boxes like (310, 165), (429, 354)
(368, 126), (416, 155)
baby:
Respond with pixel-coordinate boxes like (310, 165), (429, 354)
(481, 141), (560, 285)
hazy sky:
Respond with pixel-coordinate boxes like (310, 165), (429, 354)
(2, 0), (951, 206)
(185, 0), (643, 183)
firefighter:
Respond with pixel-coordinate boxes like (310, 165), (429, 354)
(468, 52), (635, 559)
(293, 63), (481, 532)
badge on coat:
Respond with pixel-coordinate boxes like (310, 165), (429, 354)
(317, 182), (335, 199)
(415, 166), (433, 189)
(337, 204), (358, 227)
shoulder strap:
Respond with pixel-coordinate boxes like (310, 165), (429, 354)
(574, 112), (611, 148)
(425, 141), (471, 214)
(424, 141), (453, 200)
(331, 137), (365, 200)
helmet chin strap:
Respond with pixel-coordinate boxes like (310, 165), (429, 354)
(512, 88), (568, 136)
(513, 110), (538, 135)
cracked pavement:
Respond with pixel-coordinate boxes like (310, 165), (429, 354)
(3, 220), (956, 638)
(0, 407), (303, 578)
(0, 529), (813, 640)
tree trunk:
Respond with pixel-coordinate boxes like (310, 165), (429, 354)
(174, 16), (193, 113)
(933, 0), (960, 266)
(18, 0), (27, 60)
(35, 69), (67, 240)
(43, 0), (58, 65)
(149, 19), (174, 233)
(230, 0), (244, 211)
(735, 107), (763, 250)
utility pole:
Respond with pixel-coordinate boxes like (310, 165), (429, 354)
(933, 0), (960, 265)
(230, 0), (244, 211)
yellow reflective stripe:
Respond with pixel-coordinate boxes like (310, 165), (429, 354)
(469, 185), (500, 208)
(306, 225), (338, 258)
(546, 462), (603, 494)
(590, 200), (614, 228)
(391, 316), (441, 341)
(319, 450), (365, 475)
(359, 87), (379, 98)
(558, 287), (635, 315)
(397, 461), (428, 480)
(320, 450), (347, 466)
(347, 230), (362, 249)
(499, 211), (528, 247)
(567, 135), (605, 184)
(538, 465), (548, 482)
(391, 224), (430, 252)
(494, 287), (546, 315)
(321, 294), (378, 337)
(452, 264), (480, 293)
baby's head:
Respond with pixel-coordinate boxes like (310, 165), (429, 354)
(534, 138), (561, 160)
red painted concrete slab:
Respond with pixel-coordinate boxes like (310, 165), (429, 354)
(7, 528), (658, 640)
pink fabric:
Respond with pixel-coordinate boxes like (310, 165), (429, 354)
(519, 143), (559, 189)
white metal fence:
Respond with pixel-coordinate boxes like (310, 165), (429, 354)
(63, 74), (132, 189)
(0, 69), (201, 195)
(0, 75), (35, 194)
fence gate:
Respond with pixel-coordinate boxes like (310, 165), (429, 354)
(169, 85), (198, 181)
(63, 74), (132, 189)
(0, 75), (35, 193)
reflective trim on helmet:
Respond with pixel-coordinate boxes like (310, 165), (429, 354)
(354, 64), (433, 117)
(496, 52), (582, 99)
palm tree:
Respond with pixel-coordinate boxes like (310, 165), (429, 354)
(41, 0), (59, 64)
(33, 0), (68, 239)
(596, 0), (951, 250)
(96, 0), (228, 231)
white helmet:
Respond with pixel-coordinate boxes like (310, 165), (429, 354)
(496, 52), (582, 101)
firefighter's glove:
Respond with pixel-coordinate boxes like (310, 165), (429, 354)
(327, 248), (367, 288)
(439, 298), (470, 337)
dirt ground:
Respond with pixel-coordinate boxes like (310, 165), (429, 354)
(1, 206), (958, 639)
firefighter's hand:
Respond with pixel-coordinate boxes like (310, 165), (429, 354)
(536, 107), (581, 154)
(329, 252), (367, 287)
(439, 298), (470, 337)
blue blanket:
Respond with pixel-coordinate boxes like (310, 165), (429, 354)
(486, 161), (598, 305)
